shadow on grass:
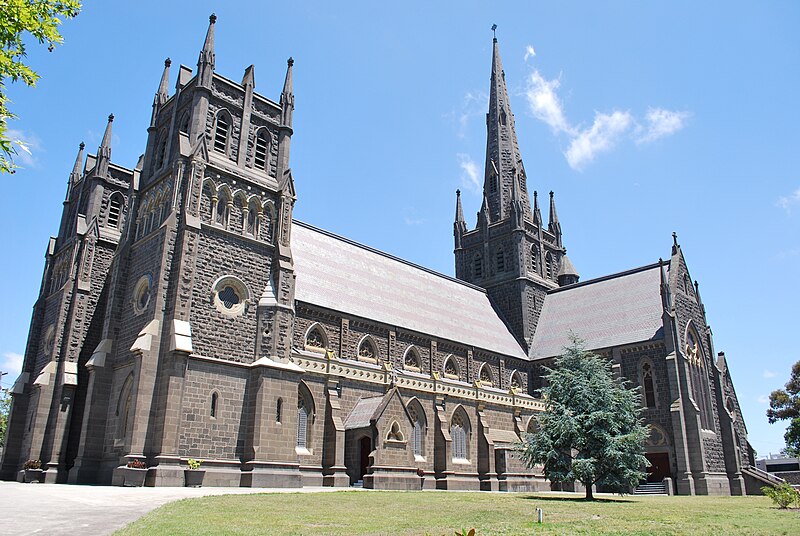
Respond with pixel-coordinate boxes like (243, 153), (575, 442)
(522, 495), (634, 504)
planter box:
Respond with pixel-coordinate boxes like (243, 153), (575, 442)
(24, 468), (43, 483)
(184, 469), (205, 488)
(123, 467), (148, 487)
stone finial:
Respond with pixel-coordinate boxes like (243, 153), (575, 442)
(209, 13), (217, 24)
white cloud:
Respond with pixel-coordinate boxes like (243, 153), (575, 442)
(524, 44), (536, 62)
(565, 111), (633, 171)
(1, 352), (23, 386)
(445, 91), (488, 139)
(6, 129), (42, 169)
(763, 369), (777, 379)
(757, 395), (769, 405)
(636, 108), (690, 144)
(520, 54), (690, 170)
(524, 70), (574, 135)
(402, 207), (424, 226)
(457, 153), (481, 193)
(776, 187), (800, 212)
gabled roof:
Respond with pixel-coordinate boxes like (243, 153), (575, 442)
(344, 395), (385, 430)
(529, 263), (665, 360)
(291, 221), (528, 360)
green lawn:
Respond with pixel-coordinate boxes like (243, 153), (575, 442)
(116, 491), (799, 536)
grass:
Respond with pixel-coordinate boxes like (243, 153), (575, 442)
(116, 490), (800, 535)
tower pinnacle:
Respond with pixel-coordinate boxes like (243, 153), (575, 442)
(94, 114), (113, 178)
(197, 13), (216, 88)
(281, 57), (294, 127)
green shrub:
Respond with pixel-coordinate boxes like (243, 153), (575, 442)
(761, 483), (800, 509)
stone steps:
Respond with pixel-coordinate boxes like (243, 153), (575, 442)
(633, 482), (667, 495)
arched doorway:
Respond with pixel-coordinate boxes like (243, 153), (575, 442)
(358, 436), (372, 482)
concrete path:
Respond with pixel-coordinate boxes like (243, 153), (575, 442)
(0, 481), (341, 535)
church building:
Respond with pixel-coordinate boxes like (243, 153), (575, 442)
(1, 16), (755, 495)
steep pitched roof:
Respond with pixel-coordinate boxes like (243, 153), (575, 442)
(291, 221), (528, 360)
(530, 263), (665, 360)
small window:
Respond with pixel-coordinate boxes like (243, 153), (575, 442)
(254, 130), (269, 170)
(276, 398), (283, 423)
(479, 364), (493, 385)
(490, 174), (498, 194)
(212, 275), (249, 317)
(408, 403), (425, 458)
(132, 275), (152, 315)
(305, 326), (326, 350)
(210, 392), (218, 418)
(496, 249), (505, 272)
(404, 347), (420, 370)
(156, 136), (168, 168)
(386, 421), (404, 442)
(530, 245), (538, 272)
(444, 357), (459, 379)
(246, 201), (260, 236)
(296, 386), (313, 450)
(179, 114), (190, 134)
(216, 190), (230, 226)
(214, 113), (230, 154)
(358, 338), (377, 361)
(473, 255), (483, 279)
(107, 195), (123, 228)
(510, 372), (522, 390)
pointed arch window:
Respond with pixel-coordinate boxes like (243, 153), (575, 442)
(216, 190), (230, 227)
(107, 194), (123, 229)
(451, 411), (469, 461)
(642, 362), (656, 408)
(305, 326), (326, 351)
(407, 401), (426, 459)
(443, 356), (459, 380)
(510, 371), (522, 390)
(297, 385), (313, 450)
(246, 200), (260, 236)
(213, 112), (231, 155)
(179, 113), (190, 135)
(115, 373), (134, 443)
(404, 347), (421, 370)
(496, 248), (505, 272)
(254, 129), (269, 170)
(358, 338), (377, 361)
(479, 364), (494, 386)
(156, 134), (168, 169)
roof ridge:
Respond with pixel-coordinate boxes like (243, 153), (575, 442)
(293, 220), (489, 294)
(548, 261), (662, 293)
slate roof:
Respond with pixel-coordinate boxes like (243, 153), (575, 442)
(344, 395), (386, 430)
(529, 263), (665, 360)
(292, 221), (528, 360)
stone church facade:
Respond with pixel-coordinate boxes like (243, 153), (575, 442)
(1, 16), (752, 494)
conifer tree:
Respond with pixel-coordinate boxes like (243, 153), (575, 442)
(767, 360), (800, 456)
(519, 337), (649, 500)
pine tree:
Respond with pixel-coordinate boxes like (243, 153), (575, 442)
(767, 360), (800, 456)
(518, 337), (649, 500)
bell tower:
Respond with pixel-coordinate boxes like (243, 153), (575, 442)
(454, 34), (577, 351)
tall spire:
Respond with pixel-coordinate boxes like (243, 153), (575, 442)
(151, 58), (171, 127)
(482, 33), (532, 224)
(94, 114), (113, 178)
(197, 13), (216, 88)
(281, 57), (294, 127)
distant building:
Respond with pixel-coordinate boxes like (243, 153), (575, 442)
(0, 16), (755, 494)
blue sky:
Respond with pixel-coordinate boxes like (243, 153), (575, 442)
(1, 1), (798, 457)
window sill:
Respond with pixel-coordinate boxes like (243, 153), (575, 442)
(295, 447), (312, 456)
(452, 457), (470, 465)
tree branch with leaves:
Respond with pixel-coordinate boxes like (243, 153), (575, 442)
(0, 0), (81, 173)
(767, 360), (800, 457)
(518, 336), (649, 500)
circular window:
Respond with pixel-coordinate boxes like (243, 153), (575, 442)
(43, 324), (55, 356)
(212, 276), (249, 317)
(132, 275), (152, 315)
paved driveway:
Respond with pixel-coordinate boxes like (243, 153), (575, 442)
(0, 481), (337, 535)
